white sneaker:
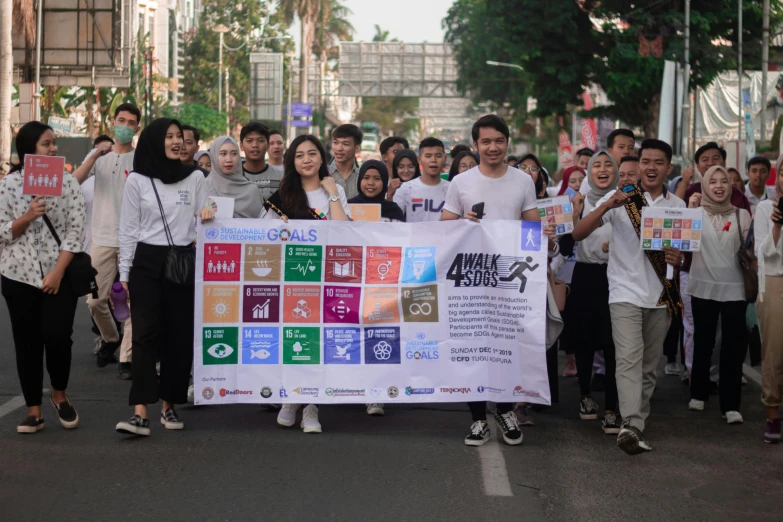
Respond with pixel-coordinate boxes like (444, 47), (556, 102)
(724, 411), (744, 424)
(187, 384), (194, 404)
(366, 403), (384, 416)
(664, 363), (680, 376)
(277, 403), (300, 427)
(301, 405), (322, 433)
(688, 399), (705, 411)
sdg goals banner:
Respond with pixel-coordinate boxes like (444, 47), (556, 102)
(194, 219), (550, 405)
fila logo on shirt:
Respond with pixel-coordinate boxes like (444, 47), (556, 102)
(411, 198), (445, 213)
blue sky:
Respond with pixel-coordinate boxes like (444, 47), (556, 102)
(290, 0), (452, 52)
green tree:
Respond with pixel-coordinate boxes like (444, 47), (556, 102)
(162, 104), (226, 141)
(372, 25), (399, 43)
(312, 0), (355, 64)
(279, 0), (332, 104)
(355, 97), (419, 136)
(184, 0), (293, 131)
(444, 0), (783, 137)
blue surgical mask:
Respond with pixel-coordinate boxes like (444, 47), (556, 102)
(114, 125), (135, 145)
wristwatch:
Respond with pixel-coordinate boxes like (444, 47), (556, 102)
(329, 194), (339, 202)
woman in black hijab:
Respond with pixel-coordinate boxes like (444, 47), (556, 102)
(115, 118), (213, 437)
(349, 160), (405, 222)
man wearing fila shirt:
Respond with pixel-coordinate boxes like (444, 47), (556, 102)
(72, 103), (140, 378)
(393, 137), (449, 221)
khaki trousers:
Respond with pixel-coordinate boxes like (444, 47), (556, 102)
(86, 244), (132, 363)
(758, 275), (783, 408)
(610, 303), (671, 432)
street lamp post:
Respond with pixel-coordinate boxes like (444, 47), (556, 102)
(212, 25), (230, 116)
(485, 60), (537, 154)
(32, 0), (43, 121)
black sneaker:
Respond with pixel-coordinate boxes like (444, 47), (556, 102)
(464, 420), (490, 446)
(117, 362), (132, 380)
(96, 341), (119, 368)
(591, 373), (606, 392)
(116, 415), (150, 436)
(601, 412), (621, 434)
(161, 408), (184, 430)
(49, 396), (79, 429)
(17, 415), (44, 434)
(579, 397), (599, 420)
(617, 425), (652, 455)
(494, 410), (523, 445)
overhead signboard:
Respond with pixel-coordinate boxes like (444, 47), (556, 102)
(338, 43), (459, 98)
(250, 53), (284, 121)
(12, 0), (131, 87)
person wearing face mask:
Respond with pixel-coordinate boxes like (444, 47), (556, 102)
(348, 160), (405, 223)
(564, 152), (621, 434)
(115, 118), (213, 437)
(205, 136), (265, 218)
(0, 121), (86, 434)
(685, 166), (751, 425)
(756, 156), (783, 443)
(72, 103), (141, 378)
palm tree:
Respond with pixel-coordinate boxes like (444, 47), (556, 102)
(279, 0), (331, 104)
(312, 0), (354, 64)
(1, 0), (14, 170)
(372, 25), (390, 43)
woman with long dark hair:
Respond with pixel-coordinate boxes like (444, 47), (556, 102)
(263, 135), (350, 433)
(0, 121), (86, 433)
(115, 118), (213, 437)
(447, 151), (477, 181)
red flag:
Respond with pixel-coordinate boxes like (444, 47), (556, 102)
(558, 130), (574, 168)
(580, 92), (598, 150)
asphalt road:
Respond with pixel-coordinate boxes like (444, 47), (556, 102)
(0, 300), (780, 522)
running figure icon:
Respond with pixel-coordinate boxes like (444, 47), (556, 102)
(500, 256), (540, 293)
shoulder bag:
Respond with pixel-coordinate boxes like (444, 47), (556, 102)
(42, 215), (99, 298)
(735, 209), (758, 303)
(150, 178), (196, 285)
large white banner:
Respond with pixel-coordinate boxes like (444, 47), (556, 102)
(194, 219), (549, 405)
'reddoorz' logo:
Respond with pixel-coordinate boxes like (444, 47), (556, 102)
(447, 253), (540, 293)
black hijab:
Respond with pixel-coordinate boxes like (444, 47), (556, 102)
(349, 160), (406, 222)
(133, 118), (200, 184)
(392, 149), (421, 182)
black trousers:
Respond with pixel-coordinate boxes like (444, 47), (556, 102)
(468, 402), (513, 422)
(128, 243), (194, 406)
(2, 275), (78, 407)
(565, 262), (618, 411)
(690, 296), (747, 412)
(663, 312), (683, 363)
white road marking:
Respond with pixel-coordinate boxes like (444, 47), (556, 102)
(743, 364), (762, 387)
(478, 442), (513, 497)
(0, 396), (26, 419)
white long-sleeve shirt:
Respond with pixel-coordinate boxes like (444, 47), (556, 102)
(755, 200), (783, 277)
(119, 171), (208, 281)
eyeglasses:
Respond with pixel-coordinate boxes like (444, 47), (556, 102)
(519, 164), (540, 174)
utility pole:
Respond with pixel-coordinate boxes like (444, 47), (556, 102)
(761, 0), (770, 144)
(738, 0), (743, 163)
(682, 0), (692, 159)
(32, 0), (43, 121)
(286, 57), (294, 146)
(225, 69), (230, 135)
(212, 25), (229, 115)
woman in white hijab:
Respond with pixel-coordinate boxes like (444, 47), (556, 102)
(205, 136), (265, 218)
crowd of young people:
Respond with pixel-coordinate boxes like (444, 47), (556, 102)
(1, 105), (781, 454)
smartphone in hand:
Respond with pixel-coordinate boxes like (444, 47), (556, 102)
(776, 197), (783, 224)
(471, 202), (485, 220)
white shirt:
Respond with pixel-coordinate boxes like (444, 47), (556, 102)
(595, 189), (686, 308)
(119, 172), (208, 281)
(89, 150), (135, 248)
(393, 177), (450, 222)
(579, 176), (590, 196)
(81, 176), (95, 252)
(575, 199), (610, 265)
(261, 185), (352, 221)
(745, 185), (776, 210)
(443, 166), (537, 220)
(755, 200), (783, 277)
(0, 171), (85, 288)
(686, 208), (751, 302)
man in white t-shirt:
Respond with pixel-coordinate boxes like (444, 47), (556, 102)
(442, 114), (546, 448)
(574, 139), (685, 456)
(72, 103), (140, 378)
(745, 156), (776, 211)
(393, 137), (449, 222)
